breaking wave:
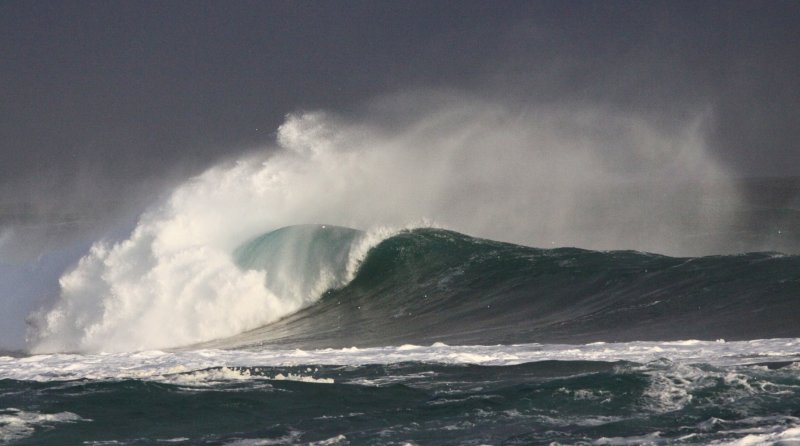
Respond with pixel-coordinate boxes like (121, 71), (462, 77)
(27, 100), (795, 354)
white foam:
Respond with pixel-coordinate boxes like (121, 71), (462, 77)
(222, 430), (303, 446)
(308, 434), (347, 445)
(641, 363), (707, 412)
(270, 373), (334, 384)
(593, 431), (663, 445)
(1, 339), (797, 384)
(157, 366), (269, 388)
(710, 427), (800, 445)
(0, 408), (87, 443)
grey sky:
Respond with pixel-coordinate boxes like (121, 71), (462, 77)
(1, 0), (798, 207)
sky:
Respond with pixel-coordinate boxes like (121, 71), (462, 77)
(1, 0), (799, 219)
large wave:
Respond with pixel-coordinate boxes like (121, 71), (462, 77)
(27, 97), (751, 353)
(206, 227), (800, 350)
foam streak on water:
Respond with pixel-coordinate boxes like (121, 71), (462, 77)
(2, 339), (798, 383)
(0, 409), (86, 443)
(2, 340), (799, 445)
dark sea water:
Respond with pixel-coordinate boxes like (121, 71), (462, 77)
(2, 223), (800, 445)
(2, 357), (800, 445)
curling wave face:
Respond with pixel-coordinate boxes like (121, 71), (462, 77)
(206, 226), (800, 350)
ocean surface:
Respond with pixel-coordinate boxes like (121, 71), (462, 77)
(2, 224), (800, 445)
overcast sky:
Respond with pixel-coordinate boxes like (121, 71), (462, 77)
(1, 0), (799, 211)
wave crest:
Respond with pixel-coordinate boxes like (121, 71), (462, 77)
(30, 224), (392, 354)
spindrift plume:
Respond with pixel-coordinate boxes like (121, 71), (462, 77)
(28, 96), (742, 353)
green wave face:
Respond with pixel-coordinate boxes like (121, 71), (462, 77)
(220, 226), (800, 350)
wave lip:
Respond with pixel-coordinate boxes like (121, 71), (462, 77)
(233, 224), (364, 311)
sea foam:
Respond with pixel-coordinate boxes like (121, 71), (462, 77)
(4, 339), (799, 384)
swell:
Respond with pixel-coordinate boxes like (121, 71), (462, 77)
(213, 227), (800, 349)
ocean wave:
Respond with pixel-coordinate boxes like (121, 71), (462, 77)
(29, 222), (800, 354)
(24, 106), (761, 354)
(211, 227), (800, 350)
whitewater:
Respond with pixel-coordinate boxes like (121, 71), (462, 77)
(1, 102), (799, 444)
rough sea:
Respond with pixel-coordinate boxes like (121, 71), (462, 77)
(2, 113), (799, 445)
(2, 223), (800, 445)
